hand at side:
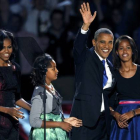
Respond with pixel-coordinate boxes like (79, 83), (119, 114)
(64, 117), (82, 127)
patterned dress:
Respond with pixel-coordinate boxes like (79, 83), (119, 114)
(29, 86), (69, 140)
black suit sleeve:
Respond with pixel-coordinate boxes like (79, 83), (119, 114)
(73, 29), (90, 64)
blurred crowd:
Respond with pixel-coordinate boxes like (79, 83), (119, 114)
(1, 0), (140, 74)
(1, 0), (140, 100)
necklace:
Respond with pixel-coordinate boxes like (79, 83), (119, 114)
(45, 83), (55, 95)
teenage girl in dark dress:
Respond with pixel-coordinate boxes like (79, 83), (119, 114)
(110, 35), (140, 140)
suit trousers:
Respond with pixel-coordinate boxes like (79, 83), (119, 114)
(70, 111), (109, 140)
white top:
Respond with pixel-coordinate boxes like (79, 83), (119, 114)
(95, 51), (112, 111)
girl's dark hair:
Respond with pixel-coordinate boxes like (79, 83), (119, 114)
(0, 30), (18, 60)
(113, 35), (138, 69)
(31, 53), (53, 86)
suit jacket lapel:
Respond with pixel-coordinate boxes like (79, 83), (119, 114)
(90, 48), (104, 86)
(106, 59), (116, 88)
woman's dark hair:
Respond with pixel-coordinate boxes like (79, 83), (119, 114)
(113, 35), (138, 69)
(31, 53), (53, 86)
(0, 29), (18, 60)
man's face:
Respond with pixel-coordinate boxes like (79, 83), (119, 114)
(92, 33), (114, 59)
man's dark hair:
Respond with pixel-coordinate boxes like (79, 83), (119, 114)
(50, 9), (64, 20)
(94, 28), (114, 40)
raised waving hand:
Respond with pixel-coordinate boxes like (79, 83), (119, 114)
(80, 2), (97, 30)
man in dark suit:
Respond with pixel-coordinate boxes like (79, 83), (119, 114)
(70, 2), (115, 140)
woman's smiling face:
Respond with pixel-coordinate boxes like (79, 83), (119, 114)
(0, 38), (13, 63)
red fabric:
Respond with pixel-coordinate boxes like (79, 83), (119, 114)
(119, 101), (140, 104)
(19, 124), (28, 140)
(62, 104), (72, 114)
